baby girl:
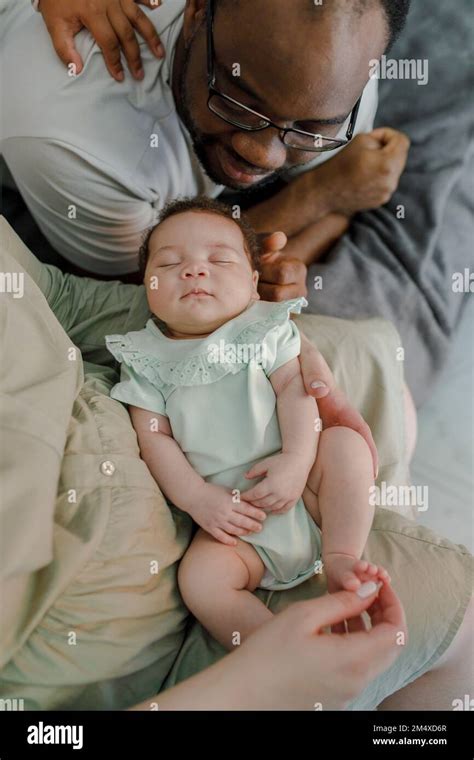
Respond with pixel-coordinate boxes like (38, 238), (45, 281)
(106, 196), (390, 651)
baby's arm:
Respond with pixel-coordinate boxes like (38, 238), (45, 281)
(270, 357), (319, 470)
(240, 358), (319, 511)
(129, 406), (266, 545)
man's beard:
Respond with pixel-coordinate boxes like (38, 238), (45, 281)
(175, 43), (284, 196)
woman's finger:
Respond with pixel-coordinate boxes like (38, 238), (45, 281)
(367, 581), (406, 633)
(108, 4), (144, 78)
(137, 0), (162, 8)
(346, 613), (368, 633)
(297, 587), (381, 635)
(298, 332), (334, 396)
(124, 1), (165, 60)
(83, 12), (124, 80)
(47, 19), (84, 74)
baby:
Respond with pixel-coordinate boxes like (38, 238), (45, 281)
(106, 196), (390, 651)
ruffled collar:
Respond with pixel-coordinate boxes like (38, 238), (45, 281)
(105, 297), (307, 389)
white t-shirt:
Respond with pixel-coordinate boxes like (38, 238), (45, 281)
(0, 0), (378, 274)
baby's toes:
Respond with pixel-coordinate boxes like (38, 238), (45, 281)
(341, 569), (361, 591)
(353, 559), (369, 574)
(378, 566), (391, 583)
(365, 563), (379, 576)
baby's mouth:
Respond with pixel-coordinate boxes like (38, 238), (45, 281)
(181, 288), (213, 299)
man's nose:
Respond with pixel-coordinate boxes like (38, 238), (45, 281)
(231, 129), (288, 172)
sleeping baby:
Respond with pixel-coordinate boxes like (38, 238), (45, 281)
(106, 196), (390, 650)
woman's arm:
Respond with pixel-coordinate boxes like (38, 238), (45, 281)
(131, 582), (406, 710)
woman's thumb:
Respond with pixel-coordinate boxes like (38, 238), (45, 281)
(303, 584), (381, 633)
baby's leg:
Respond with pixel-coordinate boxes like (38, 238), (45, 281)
(178, 528), (272, 651)
(303, 426), (389, 593)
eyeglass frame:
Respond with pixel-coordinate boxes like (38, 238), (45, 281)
(205, 0), (362, 153)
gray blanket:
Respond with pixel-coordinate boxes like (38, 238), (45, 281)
(306, 0), (474, 405)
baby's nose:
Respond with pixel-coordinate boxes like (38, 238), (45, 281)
(183, 264), (209, 277)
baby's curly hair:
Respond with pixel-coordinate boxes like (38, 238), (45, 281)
(138, 196), (261, 280)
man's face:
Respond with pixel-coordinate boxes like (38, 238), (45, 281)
(175, 0), (387, 192)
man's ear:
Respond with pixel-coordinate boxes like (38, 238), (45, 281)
(183, 0), (208, 43)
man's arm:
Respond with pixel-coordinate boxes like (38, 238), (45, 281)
(246, 129), (410, 241)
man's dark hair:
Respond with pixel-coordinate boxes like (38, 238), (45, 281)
(138, 196), (261, 280)
(219, 0), (411, 52)
(379, 0), (411, 50)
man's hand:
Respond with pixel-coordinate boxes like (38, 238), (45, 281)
(240, 452), (309, 514)
(315, 127), (410, 216)
(258, 231), (308, 301)
(38, 0), (165, 81)
(298, 332), (378, 477)
(190, 483), (267, 547)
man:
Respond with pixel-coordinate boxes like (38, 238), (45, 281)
(1, 0), (409, 272)
(4, 0), (471, 405)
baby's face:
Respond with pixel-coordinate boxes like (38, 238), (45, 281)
(144, 211), (260, 338)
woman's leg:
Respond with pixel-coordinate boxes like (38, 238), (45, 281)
(378, 594), (474, 710)
(178, 528), (272, 651)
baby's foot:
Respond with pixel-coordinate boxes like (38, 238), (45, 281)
(324, 553), (391, 594)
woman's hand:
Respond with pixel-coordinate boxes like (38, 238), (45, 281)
(136, 581), (407, 710)
(227, 581), (406, 710)
(190, 483), (267, 547)
(38, 0), (165, 81)
(298, 332), (378, 477)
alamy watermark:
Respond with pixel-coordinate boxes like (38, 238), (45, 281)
(0, 271), (24, 298)
(0, 697), (24, 710)
(369, 482), (429, 512)
(207, 340), (269, 369)
(369, 55), (429, 86)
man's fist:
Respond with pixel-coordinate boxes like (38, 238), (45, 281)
(317, 127), (410, 216)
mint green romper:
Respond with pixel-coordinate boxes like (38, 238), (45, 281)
(106, 297), (322, 591)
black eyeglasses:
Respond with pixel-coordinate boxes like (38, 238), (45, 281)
(206, 0), (361, 153)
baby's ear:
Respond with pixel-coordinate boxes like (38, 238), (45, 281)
(252, 269), (260, 300)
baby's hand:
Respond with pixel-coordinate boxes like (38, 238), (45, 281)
(239, 453), (309, 514)
(324, 553), (391, 595)
(191, 483), (267, 547)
